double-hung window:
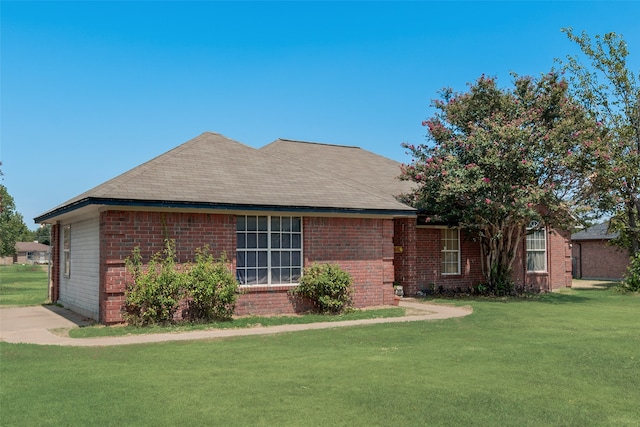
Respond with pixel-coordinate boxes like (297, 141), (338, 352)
(441, 228), (460, 275)
(526, 222), (547, 272)
(236, 215), (302, 285)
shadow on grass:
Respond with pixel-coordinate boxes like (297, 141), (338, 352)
(423, 291), (593, 305)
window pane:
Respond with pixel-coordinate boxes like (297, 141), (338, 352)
(292, 217), (301, 232)
(236, 270), (246, 284)
(271, 269), (281, 283)
(258, 216), (268, 231)
(292, 234), (301, 249)
(237, 233), (246, 249)
(527, 251), (545, 271)
(281, 268), (291, 283)
(258, 233), (268, 248)
(237, 252), (245, 268)
(292, 251), (301, 267)
(282, 217), (291, 232)
(247, 216), (257, 231)
(271, 217), (280, 231)
(282, 234), (291, 249)
(237, 216), (246, 231)
(271, 233), (281, 248)
(271, 251), (280, 267)
(258, 251), (267, 267)
(246, 269), (256, 285)
(247, 251), (256, 267)
(281, 251), (291, 267)
(291, 268), (301, 282)
(258, 268), (268, 284)
(247, 233), (257, 248)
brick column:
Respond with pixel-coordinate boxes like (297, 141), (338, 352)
(393, 217), (417, 295)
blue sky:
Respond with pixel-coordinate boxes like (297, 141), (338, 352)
(2, 1), (639, 229)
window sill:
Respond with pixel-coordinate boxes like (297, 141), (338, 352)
(239, 284), (300, 293)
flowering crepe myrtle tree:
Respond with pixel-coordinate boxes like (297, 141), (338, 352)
(559, 29), (640, 256)
(400, 72), (604, 290)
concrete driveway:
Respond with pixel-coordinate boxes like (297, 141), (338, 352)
(0, 300), (472, 347)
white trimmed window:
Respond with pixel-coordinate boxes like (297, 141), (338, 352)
(236, 215), (302, 285)
(441, 228), (460, 275)
(526, 222), (547, 272)
(63, 225), (71, 278)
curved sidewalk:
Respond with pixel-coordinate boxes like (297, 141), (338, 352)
(0, 300), (472, 347)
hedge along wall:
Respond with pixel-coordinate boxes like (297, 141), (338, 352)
(99, 210), (236, 324)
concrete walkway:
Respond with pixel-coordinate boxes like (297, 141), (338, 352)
(0, 300), (472, 347)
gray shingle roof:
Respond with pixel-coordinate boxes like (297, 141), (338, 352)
(36, 132), (415, 221)
(571, 222), (619, 241)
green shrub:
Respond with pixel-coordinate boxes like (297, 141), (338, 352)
(292, 263), (353, 314)
(124, 240), (185, 326)
(183, 248), (239, 321)
(620, 253), (640, 292)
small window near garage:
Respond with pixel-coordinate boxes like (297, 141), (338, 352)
(526, 221), (547, 272)
(236, 215), (302, 285)
(442, 228), (460, 275)
(63, 225), (71, 278)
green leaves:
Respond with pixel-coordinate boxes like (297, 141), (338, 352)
(401, 71), (602, 286)
(124, 240), (239, 326)
(292, 263), (354, 314)
(560, 29), (640, 255)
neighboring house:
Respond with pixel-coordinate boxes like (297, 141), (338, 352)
(0, 242), (50, 265)
(572, 222), (630, 280)
(35, 132), (572, 323)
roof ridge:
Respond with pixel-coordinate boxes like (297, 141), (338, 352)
(275, 138), (361, 149)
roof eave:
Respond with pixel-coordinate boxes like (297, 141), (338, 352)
(34, 197), (416, 223)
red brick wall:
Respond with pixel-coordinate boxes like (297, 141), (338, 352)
(512, 228), (572, 291)
(98, 212), (397, 323)
(303, 217), (396, 308)
(572, 240), (630, 279)
(99, 211), (236, 323)
(413, 228), (484, 293)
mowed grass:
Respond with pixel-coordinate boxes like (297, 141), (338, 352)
(69, 307), (406, 338)
(2, 288), (639, 426)
(0, 264), (49, 306)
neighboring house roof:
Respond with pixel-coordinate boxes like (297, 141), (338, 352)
(16, 242), (49, 252)
(35, 132), (416, 223)
(571, 222), (619, 241)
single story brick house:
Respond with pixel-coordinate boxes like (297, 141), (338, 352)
(35, 132), (572, 323)
(572, 222), (630, 280)
(0, 241), (50, 265)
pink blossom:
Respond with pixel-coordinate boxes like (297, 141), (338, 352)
(485, 198), (492, 204)
(482, 177), (491, 183)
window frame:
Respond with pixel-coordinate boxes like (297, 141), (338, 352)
(63, 225), (71, 278)
(526, 221), (547, 273)
(441, 228), (461, 275)
(236, 215), (303, 286)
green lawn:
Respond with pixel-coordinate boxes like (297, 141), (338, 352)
(2, 288), (639, 426)
(0, 264), (49, 306)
